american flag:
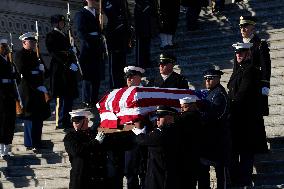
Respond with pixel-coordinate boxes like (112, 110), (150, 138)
(96, 86), (208, 128)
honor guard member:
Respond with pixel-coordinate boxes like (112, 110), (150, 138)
(228, 43), (268, 187)
(199, 69), (230, 189)
(132, 106), (182, 189)
(64, 110), (107, 189)
(103, 0), (132, 89)
(151, 53), (189, 89)
(159, 0), (180, 49)
(45, 14), (79, 130)
(176, 97), (202, 188)
(15, 32), (50, 150)
(0, 39), (19, 157)
(135, 0), (159, 68)
(239, 16), (271, 116)
(75, 0), (103, 107)
(124, 65), (145, 87)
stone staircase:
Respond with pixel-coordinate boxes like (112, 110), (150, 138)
(1, 0), (284, 188)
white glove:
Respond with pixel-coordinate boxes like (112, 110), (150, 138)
(37, 86), (48, 93)
(262, 87), (270, 96)
(132, 127), (145, 135)
(69, 63), (78, 72)
(95, 131), (105, 144)
(38, 64), (45, 72)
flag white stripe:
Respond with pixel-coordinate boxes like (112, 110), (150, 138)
(105, 88), (120, 111)
(134, 92), (200, 101)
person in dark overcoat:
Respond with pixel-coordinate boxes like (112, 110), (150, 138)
(199, 69), (231, 189)
(159, 0), (180, 49)
(75, 0), (103, 107)
(103, 0), (132, 88)
(132, 106), (182, 189)
(45, 14), (79, 130)
(175, 97), (203, 188)
(134, 0), (159, 68)
(0, 39), (19, 157)
(228, 43), (268, 187)
(238, 16), (271, 116)
(15, 32), (50, 150)
(150, 53), (189, 89)
(64, 110), (108, 189)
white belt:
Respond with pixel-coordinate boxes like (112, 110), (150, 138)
(1, 79), (13, 83)
(31, 70), (40, 74)
(89, 32), (99, 36)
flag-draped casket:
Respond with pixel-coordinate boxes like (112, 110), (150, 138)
(96, 86), (208, 128)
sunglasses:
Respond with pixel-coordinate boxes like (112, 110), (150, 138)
(239, 24), (250, 29)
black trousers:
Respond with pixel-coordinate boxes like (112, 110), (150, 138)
(228, 152), (254, 186)
(109, 51), (127, 89)
(186, 4), (202, 31)
(136, 36), (151, 68)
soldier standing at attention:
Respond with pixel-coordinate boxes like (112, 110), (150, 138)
(134, 0), (159, 68)
(15, 32), (50, 150)
(0, 38), (19, 157)
(238, 16), (271, 116)
(103, 0), (132, 89)
(75, 0), (103, 108)
(228, 43), (268, 187)
(159, 0), (180, 49)
(45, 14), (79, 131)
(151, 53), (189, 89)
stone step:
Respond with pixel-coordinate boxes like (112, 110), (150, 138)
(0, 176), (69, 189)
(0, 163), (70, 178)
(255, 147), (284, 162)
(254, 172), (284, 186)
(254, 184), (284, 189)
(265, 125), (284, 138)
(178, 5), (284, 31)
(13, 130), (65, 144)
(0, 152), (69, 167)
(254, 160), (284, 175)
(267, 137), (284, 149)
(11, 141), (65, 154)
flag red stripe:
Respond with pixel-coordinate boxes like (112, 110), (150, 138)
(112, 87), (128, 113)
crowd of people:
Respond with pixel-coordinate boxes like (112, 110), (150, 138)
(0, 0), (271, 188)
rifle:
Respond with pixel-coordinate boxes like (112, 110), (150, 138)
(8, 33), (23, 116)
(35, 21), (52, 103)
(99, 0), (109, 58)
(67, 2), (83, 76)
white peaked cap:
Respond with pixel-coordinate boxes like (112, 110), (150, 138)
(232, 42), (253, 50)
(69, 110), (92, 118)
(0, 39), (8, 44)
(179, 96), (198, 104)
(19, 32), (37, 41)
(124, 66), (145, 74)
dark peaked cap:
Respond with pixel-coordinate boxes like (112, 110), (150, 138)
(155, 105), (178, 117)
(159, 53), (177, 64)
(239, 16), (257, 26)
(203, 69), (224, 77)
